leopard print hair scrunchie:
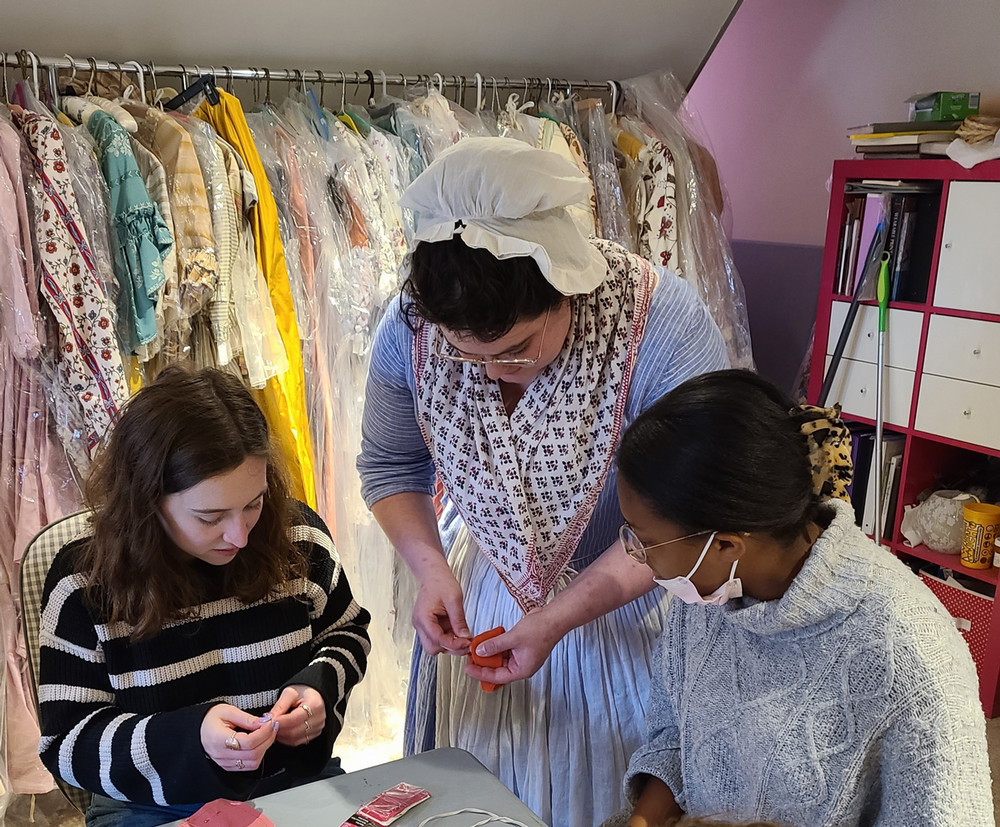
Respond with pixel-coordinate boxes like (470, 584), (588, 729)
(793, 403), (853, 503)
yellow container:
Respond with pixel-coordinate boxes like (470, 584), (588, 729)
(961, 502), (1000, 569)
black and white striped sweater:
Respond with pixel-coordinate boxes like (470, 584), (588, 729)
(37, 503), (371, 806)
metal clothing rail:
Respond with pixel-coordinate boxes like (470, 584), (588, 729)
(0, 50), (620, 111)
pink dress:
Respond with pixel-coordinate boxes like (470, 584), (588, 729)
(0, 116), (80, 795)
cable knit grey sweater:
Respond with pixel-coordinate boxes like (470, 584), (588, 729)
(604, 499), (993, 827)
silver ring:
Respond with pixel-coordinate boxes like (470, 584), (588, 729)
(301, 703), (313, 720)
(236, 758), (244, 770)
(225, 735), (240, 750)
(304, 719), (311, 734)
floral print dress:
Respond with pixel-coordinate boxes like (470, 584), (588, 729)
(13, 108), (128, 466)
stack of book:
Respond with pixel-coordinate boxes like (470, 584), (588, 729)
(844, 423), (905, 538)
(834, 180), (940, 301)
(848, 119), (961, 159)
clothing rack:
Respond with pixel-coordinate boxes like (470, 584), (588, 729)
(0, 50), (621, 112)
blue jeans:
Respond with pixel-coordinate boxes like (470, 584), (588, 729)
(85, 757), (343, 826)
(84, 797), (199, 827)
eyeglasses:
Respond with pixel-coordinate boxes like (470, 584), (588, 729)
(618, 522), (710, 564)
(434, 307), (550, 367)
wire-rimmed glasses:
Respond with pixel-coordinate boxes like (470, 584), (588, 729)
(618, 523), (710, 564)
(434, 307), (550, 366)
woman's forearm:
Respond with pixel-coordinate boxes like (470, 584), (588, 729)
(370, 491), (450, 579)
(542, 539), (656, 637)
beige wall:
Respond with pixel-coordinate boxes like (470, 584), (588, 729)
(687, 0), (1000, 246)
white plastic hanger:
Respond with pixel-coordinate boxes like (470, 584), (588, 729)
(61, 59), (103, 125)
(61, 97), (101, 125)
(122, 60), (146, 105)
(84, 94), (138, 132)
(24, 50), (39, 97)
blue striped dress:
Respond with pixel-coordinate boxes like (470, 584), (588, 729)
(358, 266), (729, 827)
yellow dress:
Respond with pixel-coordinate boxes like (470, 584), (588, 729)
(196, 90), (316, 507)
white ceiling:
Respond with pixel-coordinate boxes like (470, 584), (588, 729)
(0, 0), (740, 88)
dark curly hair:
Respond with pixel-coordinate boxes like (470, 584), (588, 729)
(78, 366), (306, 640)
(618, 369), (834, 544)
(401, 234), (564, 341)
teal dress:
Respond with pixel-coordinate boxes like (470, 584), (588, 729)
(87, 110), (173, 354)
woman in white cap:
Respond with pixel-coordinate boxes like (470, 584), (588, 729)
(357, 137), (728, 827)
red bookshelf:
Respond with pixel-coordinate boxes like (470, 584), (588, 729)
(811, 158), (1000, 717)
(895, 543), (999, 586)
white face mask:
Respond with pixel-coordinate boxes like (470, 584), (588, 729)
(653, 531), (743, 605)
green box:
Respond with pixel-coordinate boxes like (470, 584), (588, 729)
(907, 91), (980, 122)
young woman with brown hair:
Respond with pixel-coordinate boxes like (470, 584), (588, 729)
(37, 367), (371, 827)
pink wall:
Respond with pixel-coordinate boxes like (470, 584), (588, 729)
(688, 0), (1000, 246)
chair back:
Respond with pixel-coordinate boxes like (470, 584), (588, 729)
(19, 511), (94, 813)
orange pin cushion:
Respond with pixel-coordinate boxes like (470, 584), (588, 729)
(469, 626), (505, 692)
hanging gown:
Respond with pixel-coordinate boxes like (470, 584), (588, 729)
(12, 107), (129, 469)
(635, 139), (681, 276)
(86, 110), (173, 355)
(129, 138), (181, 363)
(0, 115), (79, 796)
(196, 90), (316, 508)
(217, 137), (288, 390)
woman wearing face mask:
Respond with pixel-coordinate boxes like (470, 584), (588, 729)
(357, 137), (728, 827)
(607, 369), (993, 827)
(37, 367), (371, 827)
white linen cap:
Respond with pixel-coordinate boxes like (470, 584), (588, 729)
(398, 137), (608, 295)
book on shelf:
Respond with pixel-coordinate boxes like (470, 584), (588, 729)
(889, 195), (918, 293)
(835, 182), (940, 303)
(882, 451), (904, 535)
(884, 195), (904, 278)
(835, 196), (864, 295)
(861, 434), (906, 536)
(847, 119), (963, 135)
(851, 194), (886, 297)
(844, 426), (904, 534)
(857, 142), (953, 159)
(919, 141), (952, 156)
(845, 179), (940, 194)
(858, 153), (916, 160)
(889, 192), (938, 303)
(847, 426), (875, 521)
(850, 131), (958, 147)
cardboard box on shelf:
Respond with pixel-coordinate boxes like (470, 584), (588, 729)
(907, 91), (980, 122)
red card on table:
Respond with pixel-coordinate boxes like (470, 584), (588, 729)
(179, 800), (273, 827)
(340, 782), (432, 826)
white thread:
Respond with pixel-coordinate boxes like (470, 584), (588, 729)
(417, 808), (532, 827)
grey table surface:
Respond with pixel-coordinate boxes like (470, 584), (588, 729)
(167, 747), (548, 826)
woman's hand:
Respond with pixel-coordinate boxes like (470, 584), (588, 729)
(413, 566), (471, 655)
(269, 685), (326, 747)
(369, 493), (469, 656)
(463, 606), (564, 686)
(627, 776), (683, 827)
(200, 704), (279, 772)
